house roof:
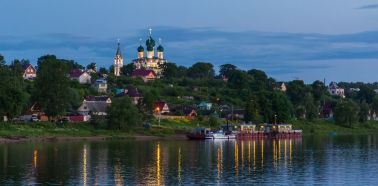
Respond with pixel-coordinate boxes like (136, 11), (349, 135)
(154, 101), (168, 111)
(80, 102), (109, 113)
(70, 69), (86, 78)
(131, 69), (156, 77)
(116, 86), (143, 98)
(84, 96), (110, 102)
(22, 64), (35, 71)
(171, 105), (197, 115)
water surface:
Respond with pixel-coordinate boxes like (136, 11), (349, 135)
(1, 135), (378, 185)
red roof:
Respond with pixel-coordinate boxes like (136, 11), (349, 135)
(154, 101), (167, 111)
(70, 69), (85, 78)
(131, 69), (156, 77)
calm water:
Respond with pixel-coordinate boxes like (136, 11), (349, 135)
(1, 135), (378, 185)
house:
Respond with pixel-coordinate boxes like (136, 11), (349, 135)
(70, 69), (92, 84)
(116, 86), (143, 105)
(131, 69), (157, 82)
(19, 103), (48, 122)
(221, 109), (245, 120)
(68, 113), (91, 122)
(319, 104), (333, 119)
(22, 64), (37, 80)
(171, 105), (198, 119)
(198, 101), (213, 110)
(328, 82), (345, 98)
(78, 96), (111, 116)
(154, 101), (170, 114)
(94, 79), (107, 93)
(275, 82), (287, 92)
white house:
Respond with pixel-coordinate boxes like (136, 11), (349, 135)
(94, 79), (107, 93)
(70, 69), (91, 84)
(77, 96), (111, 116)
(328, 82), (345, 98)
(22, 64), (37, 80)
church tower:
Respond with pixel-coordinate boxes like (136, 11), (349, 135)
(146, 28), (155, 59)
(157, 38), (164, 59)
(114, 41), (123, 76)
(137, 38), (144, 59)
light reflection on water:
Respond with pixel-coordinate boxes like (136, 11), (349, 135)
(1, 136), (378, 185)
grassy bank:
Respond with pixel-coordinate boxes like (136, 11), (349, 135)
(1, 119), (378, 140)
(292, 119), (378, 135)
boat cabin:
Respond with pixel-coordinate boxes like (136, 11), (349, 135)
(239, 124), (256, 133)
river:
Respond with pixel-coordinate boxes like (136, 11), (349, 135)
(0, 135), (378, 185)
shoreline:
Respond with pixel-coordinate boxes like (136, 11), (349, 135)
(0, 134), (188, 144)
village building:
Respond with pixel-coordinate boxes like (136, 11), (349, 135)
(77, 96), (111, 116)
(171, 105), (198, 119)
(69, 69), (91, 84)
(132, 29), (168, 77)
(198, 101), (213, 110)
(154, 101), (170, 114)
(131, 69), (157, 82)
(116, 86), (143, 105)
(274, 82), (287, 92)
(328, 82), (345, 98)
(22, 64), (37, 80)
(94, 79), (107, 93)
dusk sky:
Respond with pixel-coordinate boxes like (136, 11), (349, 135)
(1, 0), (378, 82)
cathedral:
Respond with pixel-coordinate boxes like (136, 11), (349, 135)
(132, 29), (167, 76)
(113, 29), (167, 77)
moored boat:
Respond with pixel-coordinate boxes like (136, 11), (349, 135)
(186, 128), (211, 140)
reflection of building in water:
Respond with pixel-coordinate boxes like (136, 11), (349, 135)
(82, 144), (88, 186)
(156, 142), (162, 186)
(114, 159), (124, 186)
(33, 149), (38, 168)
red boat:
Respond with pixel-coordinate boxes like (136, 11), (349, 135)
(186, 128), (210, 140)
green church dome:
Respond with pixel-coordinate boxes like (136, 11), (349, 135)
(137, 45), (144, 52)
(157, 45), (164, 52)
(146, 36), (155, 51)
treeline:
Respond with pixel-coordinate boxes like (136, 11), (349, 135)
(1, 53), (378, 128)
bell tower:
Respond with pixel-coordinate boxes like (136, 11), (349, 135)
(114, 40), (123, 76)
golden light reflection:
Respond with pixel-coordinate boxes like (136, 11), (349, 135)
(241, 140), (244, 170)
(261, 140), (264, 168)
(33, 149), (38, 168)
(217, 147), (222, 180)
(248, 141), (251, 172)
(156, 142), (161, 186)
(178, 147), (182, 184)
(284, 140), (287, 166)
(253, 141), (256, 169)
(114, 159), (124, 186)
(278, 140), (281, 163)
(83, 145), (88, 186)
(273, 140), (277, 168)
(234, 141), (238, 176)
(289, 139), (292, 163)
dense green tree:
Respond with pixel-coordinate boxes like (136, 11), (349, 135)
(358, 102), (369, 123)
(187, 62), (214, 79)
(33, 55), (71, 118)
(271, 92), (293, 122)
(0, 54), (5, 67)
(0, 65), (29, 118)
(311, 80), (327, 102)
(304, 93), (318, 120)
(227, 70), (251, 89)
(99, 67), (108, 75)
(334, 100), (359, 127)
(371, 95), (378, 114)
(287, 80), (308, 106)
(86, 62), (96, 70)
(357, 85), (375, 104)
(160, 62), (179, 78)
(108, 97), (142, 130)
(244, 98), (260, 123)
(248, 69), (270, 91)
(219, 64), (237, 78)
(121, 63), (135, 76)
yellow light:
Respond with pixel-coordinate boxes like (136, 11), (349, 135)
(33, 150), (38, 168)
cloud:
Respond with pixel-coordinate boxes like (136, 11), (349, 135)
(0, 27), (378, 82)
(356, 4), (378, 9)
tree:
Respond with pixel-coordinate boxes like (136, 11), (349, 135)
(33, 55), (71, 118)
(357, 85), (375, 104)
(227, 70), (251, 89)
(121, 63), (135, 76)
(334, 100), (359, 127)
(311, 80), (327, 102)
(358, 101), (369, 123)
(86, 62), (96, 70)
(0, 65), (28, 118)
(287, 80), (308, 106)
(271, 92), (293, 122)
(99, 67), (108, 75)
(0, 54), (5, 67)
(108, 97), (142, 130)
(219, 64), (237, 78)
(160, 62), (179, 78)
(371, 95), (378, 114)
(187, 62), (214, 79)
(303, 93), (318, 120)
(248, 69), (269, 91)
(244, 98), (260, 123)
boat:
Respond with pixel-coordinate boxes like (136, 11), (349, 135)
(186, 128), (211, 140)
(236, 123), (302, 139)
(206, 130), (236, 140)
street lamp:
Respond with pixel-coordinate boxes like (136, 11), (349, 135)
(156, 107), (161, 127)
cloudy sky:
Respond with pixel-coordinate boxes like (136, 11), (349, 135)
(0, 0), (377, 82)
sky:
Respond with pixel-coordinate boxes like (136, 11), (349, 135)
(0, 0), (378, 83)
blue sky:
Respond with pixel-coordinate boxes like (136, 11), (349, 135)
(0, 0), (378, 82)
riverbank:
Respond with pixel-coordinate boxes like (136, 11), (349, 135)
(1, 120), (378, 143)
